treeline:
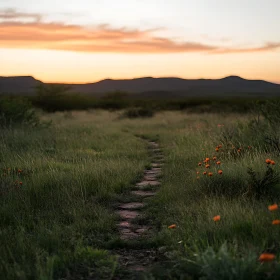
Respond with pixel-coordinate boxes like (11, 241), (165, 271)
(1, 84), (279, 113)
(30, 94), (258, 113)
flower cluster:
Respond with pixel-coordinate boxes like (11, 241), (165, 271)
(266, 159), (276, 165)
(196, 151), (223, 178)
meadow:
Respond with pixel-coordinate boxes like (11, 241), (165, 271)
(1, 100), (280, 279)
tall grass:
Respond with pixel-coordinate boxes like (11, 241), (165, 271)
(0, 111), (148, 279)
(124, 111), (280, 278)
(2, 109), (280, 279)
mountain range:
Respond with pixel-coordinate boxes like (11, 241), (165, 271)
(0, 75), (280, 97)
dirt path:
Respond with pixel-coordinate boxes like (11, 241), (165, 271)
(114, 140), (163, 274)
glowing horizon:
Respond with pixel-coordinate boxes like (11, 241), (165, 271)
(0, 0), (280, 84)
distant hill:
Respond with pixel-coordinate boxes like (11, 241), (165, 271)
(0, 76), (42, 95)
(1, 75), (280, 97)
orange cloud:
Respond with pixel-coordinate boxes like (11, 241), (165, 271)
(213, 43), (280, 54)
(0, 9), (280, 54)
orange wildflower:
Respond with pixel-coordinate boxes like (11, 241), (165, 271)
(259, 253), (276, 262)
(213, 215), (221, 222)
(168, 224), (176, 229)
(205, 158), (210, 162)
(271, 161), (276, 165)
(198, 162), (202, 166)
(205, 164), (210, 169)
(272, 220), (280, 225)
(266, 159), (272, 164)
(216, 161), (221, 165)
(268, 204), (278, 211)
(213, 156), (217, 161)
(237, 149), (241, 153)
(215, 148), (219, 152)
(19, 182), (23, 185)
(208, 172), (213, 177)
(218, 170), (223, 175)
(203, 171), (207, 175)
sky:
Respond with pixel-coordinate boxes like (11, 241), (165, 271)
(0, 0), (279, 83)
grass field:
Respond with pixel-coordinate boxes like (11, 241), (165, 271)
(1, 109), (280, 279)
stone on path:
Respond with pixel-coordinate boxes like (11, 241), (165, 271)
(120, 228), (139, 239)
(131, 190), (156, 197)
(117, 210), (140, 220)
(115, 140), (162, 272)
(118, 221), (131, 228)
(151, 163), (163, 168)
(118, 202), (145, 210)
(136, 180), (160, 187)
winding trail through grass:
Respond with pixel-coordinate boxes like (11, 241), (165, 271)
(115, 140), (163, 273)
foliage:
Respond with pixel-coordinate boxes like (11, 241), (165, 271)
(2, 110), (280, 279)
(247, 166), (280, 199)
(194, 244), (280, 280)
(53, 247), (117, 280)
(0, 96), (42, 127)
(249, 100), (280, 155)
(122, 107), (155, 118)
(25, 90), (277, 113)
(0, 111), (148, 279)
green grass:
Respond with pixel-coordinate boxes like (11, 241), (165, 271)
(1, 110), (280, 279)
(0, 111), (149, 279)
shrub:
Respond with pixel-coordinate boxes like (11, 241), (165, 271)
(0, 97), (41, 127)
(157, 244), (280, 280)
(247, 166), (280, 199)
(53, 247), (117, 279)
(249, 100), (280, 155)
(122, 108), (155, 118)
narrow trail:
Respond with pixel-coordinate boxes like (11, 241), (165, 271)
(114, 140), (163, 275)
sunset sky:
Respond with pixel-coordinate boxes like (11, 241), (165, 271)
(0, 0), (280, 83)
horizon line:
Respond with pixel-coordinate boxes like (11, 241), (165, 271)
(1, 74), (280, 85)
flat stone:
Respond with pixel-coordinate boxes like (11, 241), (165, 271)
(151, 163), (163, 168)
(143, 175), (157, 181)
(153, 154), (163, 158)
(118, 202), (145, 210)
(135, 226), (150, 234)
(137, 180), (160, 187)
(151, 168), (162, 172)
(145, 169), (160, 173)
(120, 228), (139, 240)
(131, 190), (156, 197)
(154, 154), (164, 158)
(149, 142), (158, 147)
(118, 221), (131, 228)
(117, 210), (140, 220)
(129, 265), (147, 272)
(154, 158), (164, 163)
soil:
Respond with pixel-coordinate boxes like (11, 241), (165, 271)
(113, 141), (163, 275)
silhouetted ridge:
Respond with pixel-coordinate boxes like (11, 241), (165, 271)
(0, 75), (279, 96)
(0, 76), (42, 94)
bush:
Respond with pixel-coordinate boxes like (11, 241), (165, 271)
(53, 247), (117, 279)
(122, 107), (155, 118)
(249, 100), (280, 155)
(155, 244), (280, 280)
(0, 97), (41, 127)
(247, 166), (280, 199)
